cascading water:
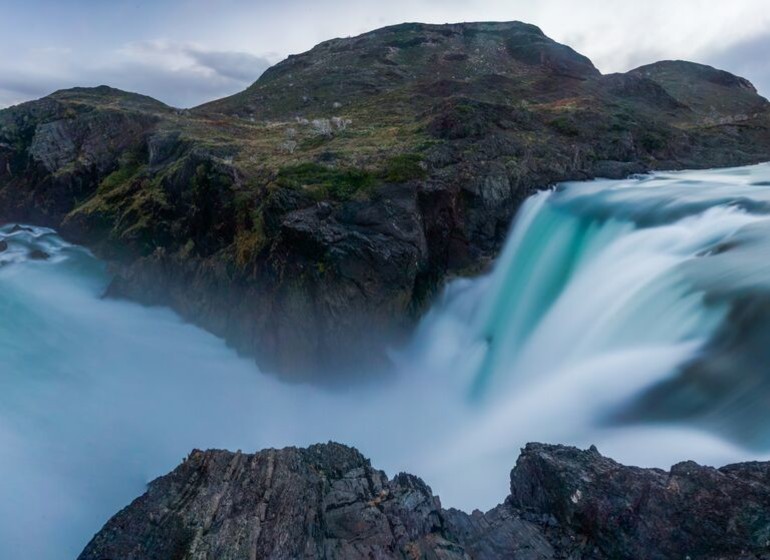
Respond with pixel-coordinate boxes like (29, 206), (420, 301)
(460, 194), (738, 400)
(4, 164), (770, 559)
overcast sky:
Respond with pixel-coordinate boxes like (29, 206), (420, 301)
(2, 0), (769, 109)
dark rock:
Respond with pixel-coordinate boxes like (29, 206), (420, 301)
(503, 22), (599, 79)
(624, 294), (770, 447)
(28, 249), (50, 260)
(0, 240), (7, 252)
(10, 224), (33, 233)
(511, 443), (770, 559)
(79, 442), (770, 560)
(79, 443), (466, 560)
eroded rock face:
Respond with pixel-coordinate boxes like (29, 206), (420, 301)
(510, 444), (770, 559)
(78, 444), (464, 560)
(79, 442), (770, 560)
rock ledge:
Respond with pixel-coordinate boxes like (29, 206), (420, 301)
(79, 442), (770, 559)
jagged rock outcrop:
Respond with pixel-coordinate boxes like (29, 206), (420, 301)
(79, 442), (770, 560)
(2, 22), (770, 378)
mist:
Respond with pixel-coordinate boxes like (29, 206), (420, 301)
(6, 165), (770, 558)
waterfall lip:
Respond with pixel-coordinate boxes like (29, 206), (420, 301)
(405, 161), (770, 413)
(429, 161), (770, 451)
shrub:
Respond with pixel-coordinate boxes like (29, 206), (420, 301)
(277, 163), (375, 200)
(639, 131), (666, 152)
(98, 161), (145, 193)
(381, 154), (427, 182)
(548, 116), (580, 137)
(299, 135), (329, 150)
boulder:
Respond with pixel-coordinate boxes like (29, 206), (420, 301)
(79, 442), (770, 560)
(28, 249), (50, 260)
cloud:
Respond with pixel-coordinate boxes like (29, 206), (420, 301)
(187, 48), (271, 82)
(1, 1), (769, 108)
(117, 40), (271, 81)
(0, 41), (272, 109)
(0, 74), (65, 108)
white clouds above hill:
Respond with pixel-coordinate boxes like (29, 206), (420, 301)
(1, 0), (768, 108)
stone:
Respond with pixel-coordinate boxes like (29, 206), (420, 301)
(28, 249), (50, 260)
(79, 442), (770, 560)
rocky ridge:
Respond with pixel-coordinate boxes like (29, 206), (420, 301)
(2, 22), (770, 378)
(79, 442), (770, 559)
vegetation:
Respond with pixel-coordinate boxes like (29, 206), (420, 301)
(639, 131), (666, 152)
(276, 162), (376, 200)
(381, 154), (427, 182)
(548, 116), (580, 137)
(98, 161), (145, 194)
(234, 227), (266, 266)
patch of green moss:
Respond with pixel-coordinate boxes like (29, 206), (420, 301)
(148, 155), (187, 190)
(381, 153), (426, 182)
(454, 103), (474, 115)
(233, 191), (255, 227)
(299, 135), (330, 150)
(234, 227), (266, 266)
(191, 163), (231, 197)
(415, 138), (441, 151)
(231, 191), (268, 266)
(74, 153), (148, 216)
(386, 36), (427, 49)
(117, 186), (169, 244)
(639, 131), (666, 152)
(608, 111), (634, 132)
(277, 162), (376, 200)
(548, 116), (580, 137)
(98, 161), (146, 193)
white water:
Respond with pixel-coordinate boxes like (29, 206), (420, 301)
(4, 164), (770, 559)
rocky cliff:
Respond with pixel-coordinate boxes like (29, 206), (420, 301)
(2, 22), (770, 378)
(78, 442), (770, 559)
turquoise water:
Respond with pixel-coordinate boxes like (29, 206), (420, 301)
(5, 164), (770, 558)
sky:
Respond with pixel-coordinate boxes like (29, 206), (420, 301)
(1, 0), (769, 109)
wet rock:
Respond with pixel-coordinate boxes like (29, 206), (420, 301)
(28, 249), (50, 260)
(510, 443), (770, 559)
(79, 443), (469, 560)
(79, 442), (770, 560)
(0, 240), (7, 252)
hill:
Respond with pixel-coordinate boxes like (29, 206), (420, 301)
(2, 21), (769, 377)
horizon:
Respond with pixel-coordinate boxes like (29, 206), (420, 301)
(2, 0), (769, 109)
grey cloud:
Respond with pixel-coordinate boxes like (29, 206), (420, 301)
(0, 44), (274, 109)
(186, 48), (271, 82)
(0, 72), (68, 108)
(85, 61), (255, 108)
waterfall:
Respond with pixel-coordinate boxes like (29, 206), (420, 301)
(4, 164), (770, 559)
(467, 199), (743, 399)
